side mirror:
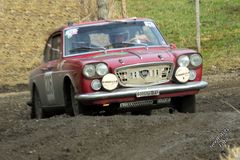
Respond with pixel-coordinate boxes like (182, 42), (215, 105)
(170, 43), (177, 49)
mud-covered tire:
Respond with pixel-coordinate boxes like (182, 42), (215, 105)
(31, 89), (45, 119)
(171, 95), (196, 113)
(65, 84), (84, 116)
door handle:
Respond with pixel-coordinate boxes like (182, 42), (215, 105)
(41, 67), (53, 71)
(41, 67), (48, 71)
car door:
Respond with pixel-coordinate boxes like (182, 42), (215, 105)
(43, 33), (62, 106)
(35, 37), (52, 107)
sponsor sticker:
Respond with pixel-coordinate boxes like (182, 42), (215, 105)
(44, 72), (55, 102)
(65, 28), (78, 39)
(144, 21), (156, 28)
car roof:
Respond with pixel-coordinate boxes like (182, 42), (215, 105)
(53, 18), (153, 33)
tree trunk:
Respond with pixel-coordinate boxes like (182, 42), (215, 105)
(97, 0), (108, 20)
(121, 0), (127, 18)
(195, 0), (201, 52)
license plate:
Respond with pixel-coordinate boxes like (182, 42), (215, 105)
(136, 90), (160, 98)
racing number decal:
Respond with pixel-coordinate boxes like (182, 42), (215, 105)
(44, 72), (55, 102)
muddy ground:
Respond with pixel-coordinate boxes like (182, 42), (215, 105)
(0, 72), (239, 160)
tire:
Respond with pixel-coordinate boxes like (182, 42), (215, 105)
(65, 84), (83, 116)
(31, 89), (45, 119)
(171, 95), (196, 113)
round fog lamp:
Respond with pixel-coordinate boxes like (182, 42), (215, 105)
(175, 67), (190, 83)
(102, 73), (118, 91)
(189, 70), (197, 81)
(91, 79), (101, 91)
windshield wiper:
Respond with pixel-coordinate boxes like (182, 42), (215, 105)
(123, 41), (149, 51)
(106, 41), (148, 50)
(69, 46), (107, 53)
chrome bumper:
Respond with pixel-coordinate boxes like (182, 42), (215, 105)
(75, 81), (208, 101)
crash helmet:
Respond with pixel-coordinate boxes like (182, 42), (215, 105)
(109, 28), (129, 44)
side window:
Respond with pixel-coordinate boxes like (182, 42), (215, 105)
(43, 39), (51, 63)
(51, 35), (61, 61)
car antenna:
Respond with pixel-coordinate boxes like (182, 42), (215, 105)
(68, 21), (74, 26)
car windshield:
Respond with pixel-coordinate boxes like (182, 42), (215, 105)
(64, 20), (167, 56)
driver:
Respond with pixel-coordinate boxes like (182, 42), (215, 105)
(109, 29), (129, 44)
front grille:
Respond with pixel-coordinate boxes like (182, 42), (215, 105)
(115, 62), (173, 87)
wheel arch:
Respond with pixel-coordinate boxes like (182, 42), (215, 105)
(63, 75), (76, 105)
(31, 82), (38, 102)
(63, 74), (77, 89)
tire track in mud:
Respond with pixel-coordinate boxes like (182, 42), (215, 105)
(0, 73), (239, 160)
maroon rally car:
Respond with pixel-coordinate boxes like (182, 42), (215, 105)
(28, 18), (208, 118)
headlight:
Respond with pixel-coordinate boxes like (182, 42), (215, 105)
(83, 64), (95, 78)
(91, 79), (101, 91)
(177, 55), (190, 67)
(190, 54), (202, 67)
(96, 63), (108, 76)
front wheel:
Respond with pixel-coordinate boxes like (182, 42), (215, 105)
(65, 84), (84, 116)
(171, 95), (196, 113)
(31, 89), (45, 119)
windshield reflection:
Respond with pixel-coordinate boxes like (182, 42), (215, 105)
(64, 21), (167, 56)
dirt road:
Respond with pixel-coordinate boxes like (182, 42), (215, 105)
(0, 73), (239, 160)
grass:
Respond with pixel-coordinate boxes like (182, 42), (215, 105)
(127, 0), (240, 72)
(220, 146), (240, 160)
(0, 0), (239, 86)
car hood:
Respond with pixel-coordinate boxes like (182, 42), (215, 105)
(70, 47), (196, 71)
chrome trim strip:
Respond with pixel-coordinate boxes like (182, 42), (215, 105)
(30, 70), (74, 81)
(75, 81), (208, 101)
